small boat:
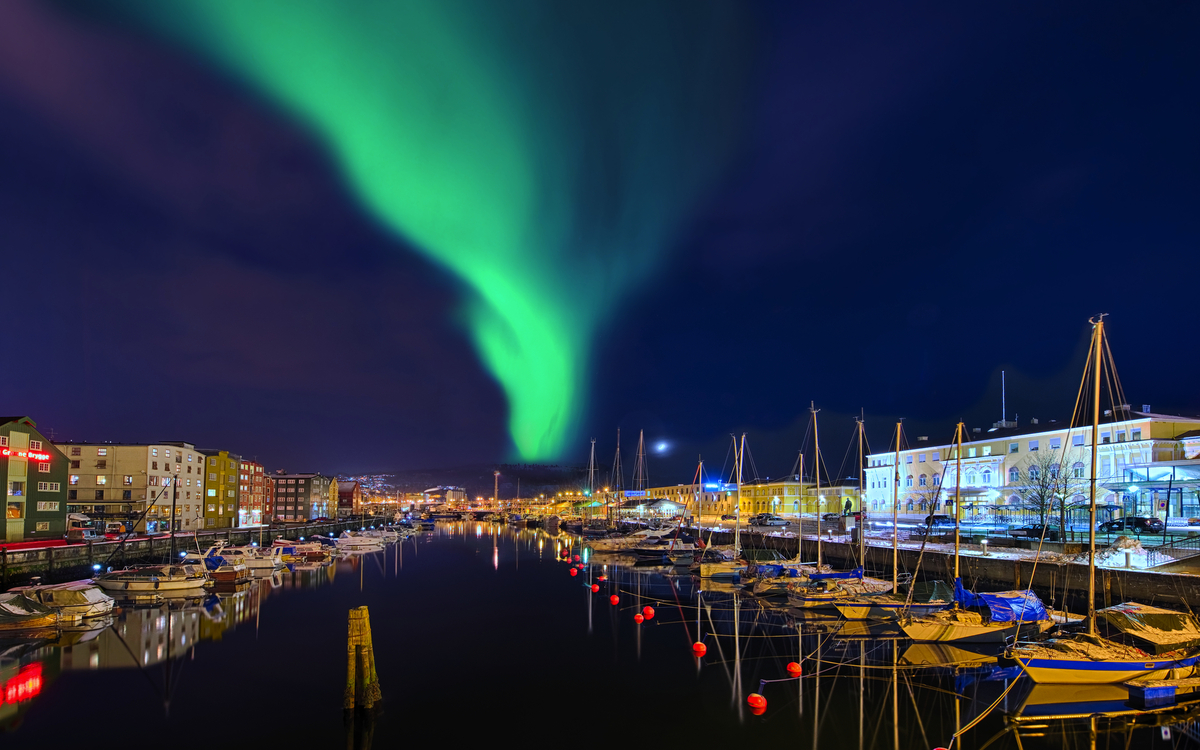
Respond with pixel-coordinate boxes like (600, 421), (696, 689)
(0, 592), (60, 629)
(587, 526), (677, 552)
(94, 564), (210, 592)
(272, 539), (331, 562)
(183, 543), (251, 583)
(786, 567), (893, 609)
(10, 581), (115, 620)
(219, 544), (287, 572)
(899, 585), (1053, 644)
(835, 580), (956, 621)
(335, 531), (385, 551)
(628, 533), (700, 563)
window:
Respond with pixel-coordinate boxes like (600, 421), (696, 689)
(122, 490), (132, 500)
(152, 461), (158, 470)
(0, 436), (6, 447)
(1117, 431), (1125, 442)
(1028, 440), (1039, 452)
(29, 440), (42, 451)
(918, 474), (927, 487)
(1009, 442), (1019, 454)
(965, 471), (977, 485)
(70, 460), (80, 469)
(97, 448), (107, 456)
(1050, 437), (1061, 449)
(931, 451), (939, 461)
(1073, 434), (1085, 447)
(905, 475), (913, 488)
(165, 449), (171, 457)
(226, 490), (234, 497)
(152, 448), (159, 457)
(1073, 462), (1085, 479)
(1029, 466), (1040, 480)
(68, 490), (77, 500)
(1101, 432), (1111, 444)
(981, 470), (992, 485)
(70, 446), (80, 456)
(919, 453), (926, 463)
(35, 522), (49, 532)
(1132, 428), (1142, 441)
(124, 476), (133, 485)
(982, 446), (991, 456)
(967, 447), (977, 458)
(94, 490), (104, 500)
(1008, 467), (1019, 483)
(906, 455), (913, 464)
(36, 501), (59, 511)
(37, 483), (60, 493)
(207, 504), (215, 512)
(148, 476), (158, 486)
(207, 518), (215, 527)
(96, 476), (107, 486)
(933, 473), (940, 486)
(207, 489), (216, 497)
(209, 473), (216, 481)
(38, 462), (50, 473)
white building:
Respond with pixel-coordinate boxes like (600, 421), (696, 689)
(864, 407), (1200, 520)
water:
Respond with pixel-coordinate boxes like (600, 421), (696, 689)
(0, 523), (1194, 748)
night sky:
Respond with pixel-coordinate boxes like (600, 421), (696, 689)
(2, 1), (1197, 482)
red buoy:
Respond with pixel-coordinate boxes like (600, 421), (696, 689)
(642, 606), (655, 620)
(747, 693), (767, 709)
(576, 563), (584, 569)
(597, 575), (607, 582)
(786, 662), (803, 676)
(634, 614), (644, 624)
(609, 595), (619, 605)
(569, 568), (578, 577)
(573, 555), (580, 562)
(591, 584), (600, 593)
(750, 705), (767, 716)
(693, 642), (707, 656)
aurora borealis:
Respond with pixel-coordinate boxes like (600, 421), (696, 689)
(84, 0), (750, 459)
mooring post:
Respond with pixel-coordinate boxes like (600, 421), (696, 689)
(1, 548), (6, 587)
(344, 606), (382, 711)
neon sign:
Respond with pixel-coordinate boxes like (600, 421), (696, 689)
(1, 448), (51, 461)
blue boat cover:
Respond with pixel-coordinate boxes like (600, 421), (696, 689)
(954, 578), (1048, 623)
(810, 566), (864, 582)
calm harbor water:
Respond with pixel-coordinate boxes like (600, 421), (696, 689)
(1, 523), (1194, 749)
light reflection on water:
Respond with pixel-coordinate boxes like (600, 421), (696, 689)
(0, 523), (1194, 749)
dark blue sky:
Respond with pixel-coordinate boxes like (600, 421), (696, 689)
(1, 1), (1197, 481)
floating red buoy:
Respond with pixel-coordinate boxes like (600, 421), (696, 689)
(750, 705), (767, 716)
(747, 693), (767, 709)
(569, 568), (578, 577)
(634, 614), (644, 624)
(642, 606), (655, 620)
(591, 584), (600, 593)
(609, 595), (619, 605)
(597, 575), (607, 582)
(576, 563), (584, 569)
(786, 661), (802, 676)
(573, 555), (580, 562)
(693, 642), (707, 656)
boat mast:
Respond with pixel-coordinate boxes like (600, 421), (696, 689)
(735, 434), (745, 555)
(1087, 314), (1105, 635)
(953, 421), (964, 582)
(857, 414), (866, 567)
(812, 402), (822, 569)
(892, 421), (901, 593)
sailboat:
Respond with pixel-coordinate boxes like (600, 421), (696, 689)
(697, 436), (748, 581)
(898, 421), (1053, 642)
(1008, 315), (1200, 683)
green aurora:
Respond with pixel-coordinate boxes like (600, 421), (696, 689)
(82, 0), (750, 459)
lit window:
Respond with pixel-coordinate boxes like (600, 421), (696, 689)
(918, 474), (927, 487)
(152, 448), (158, 457)
(1101, 432), (1110, 444)
(982, 446), (991, 456)
(38, 462), (50, 473)
(124, 476), (133, 485)
(1073, 434), (1085, 446)
(207, 504), (215, 512)
(1073, 462), (1085, 478)
(1008, 467), (1019, 483)
(35, 522), (49, 531)
(1049, 437), (1061, 449)
(1009, 442), (1019, 454)
(207, 489), (216, 497)
(967, 448), (976, 458)
(1131, 429), (1142, 441)
(70, 446), (80, 456)
(96, 476), (107, 486)
(69, 475), (79, 485)
(1116, 431), (1125, 442)
(918, 453), (926, 463)
(97, 448), (107, 456)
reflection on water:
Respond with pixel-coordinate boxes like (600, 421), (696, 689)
(1, 523), (1198, 748)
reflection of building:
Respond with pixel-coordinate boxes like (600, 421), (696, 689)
(864, 409), (1200, 519)
(53, 441), (205, 533)
(59, 606), (202, 670)
(0, 654), (56, 729)
(199, 449), (241, 529)
(2, 416), (68, 543)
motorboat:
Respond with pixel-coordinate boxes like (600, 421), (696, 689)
(834, 580), (956, 621)
(587, 526), (678, 553)
(183, 543), (251, 583)
(273, 538), (331, 562)
(0, 592), (60, 629)
(94, 564), (210, 592)
(628, 533), (700, 563)
(218, 544), (287, 572)
(10, 581), (115, 620)
(900, 583), (1054, 643)
(786, 567), (893, 609)
(336, 531), (385, 551)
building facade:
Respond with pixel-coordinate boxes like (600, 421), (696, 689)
(238, 460), (267, 526)
(2, 417), (69, 543)
(864, 409), (1200, 520)
(271, 473), (333, 522)
(55, 441), (206, 533)
(200, 450), (241, 529)
(337, 480), (362, 518)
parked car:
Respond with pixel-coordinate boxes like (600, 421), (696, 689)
(65, 527), (104, 544)
(923, 514), (956, 529)
(1098, 516), (1164, 533)
(1008, 524), (1061, 541)
(751, 514), (789, 527)
(822, 513), (842, 522)
(720, 514), (737, 521)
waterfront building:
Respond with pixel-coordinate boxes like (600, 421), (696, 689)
(199, 449), (241, 529)
(238, 460), (267, 526)
(53, 440), (206, 533)
(271, 472), (334, 521)
(864, 407), (1200, 521)
(2, 417), (69, 543)
(337, 480), (363, 518)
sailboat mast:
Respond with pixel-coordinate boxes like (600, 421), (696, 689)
(892, 421), (901, 592)
(735, 434), (745, 554)
(954, 421), (964, 581)
(812, 402), (822, 569)
(857, 416), (866, 567)
(1087, 315), (1105, 634)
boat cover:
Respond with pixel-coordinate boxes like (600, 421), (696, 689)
(810, 566), (864, 582)
(1098, 602), (1200, 654)
(908, 580), (956, 604)
(954, 579), (1049, 623)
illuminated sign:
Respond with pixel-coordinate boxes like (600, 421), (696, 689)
(1, 448), (52, 461)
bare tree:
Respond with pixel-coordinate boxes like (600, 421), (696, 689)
(1008, 448), (1088, 535)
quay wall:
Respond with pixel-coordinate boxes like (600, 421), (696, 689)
(0, 520), (365, 587)
(674, 525), (1200, 611)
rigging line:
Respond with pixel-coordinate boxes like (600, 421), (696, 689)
(790, 420), (815, 479)
(744, 438), (761, 484)
(834, 421), (859, 486)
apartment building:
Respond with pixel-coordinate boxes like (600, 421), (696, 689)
(239, 460), (268, 526)
(271, 472), (335, 522)
(864, 407), (1200, 519)
(55, 441), (206, 533)
(2, 416), (69, 543)
(199, 449), (241, 529)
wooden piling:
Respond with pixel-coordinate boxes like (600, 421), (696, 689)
(344, 606), (381, 711)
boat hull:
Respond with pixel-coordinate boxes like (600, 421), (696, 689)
(1014, 654), (1198, 685)
(901, 619), (1052, 644)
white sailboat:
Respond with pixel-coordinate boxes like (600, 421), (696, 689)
(698, 436), (747, 580)
(1008, 315), (1200, 683)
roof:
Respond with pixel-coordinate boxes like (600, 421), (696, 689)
(1175, 429), (1200, 440)
(0, 416), (35, 427)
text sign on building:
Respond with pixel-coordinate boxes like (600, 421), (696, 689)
(1, 448), (52, 461)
